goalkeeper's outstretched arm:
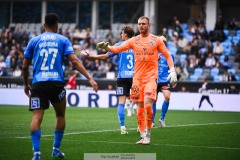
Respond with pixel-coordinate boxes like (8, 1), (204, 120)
(97, 40), (131, 54)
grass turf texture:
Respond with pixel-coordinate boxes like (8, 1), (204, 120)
(0, 106), (239, 160)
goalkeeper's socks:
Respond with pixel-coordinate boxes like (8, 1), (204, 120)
(31, 130), (41, 152)
(160, 101), (169, 120)
(118, 104), (125, 126)
(145, 104), (153, 129)
(53, 130), (64, 149)
(152, 103), (156, 123)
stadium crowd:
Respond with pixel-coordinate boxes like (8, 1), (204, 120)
(0, 15), (240, 82)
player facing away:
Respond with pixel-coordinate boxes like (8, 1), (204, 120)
(97, 16), (177, 145)
(198, 78), (213, 109)
(152, 36), (177, 128)
(22, 13), (98, 160)
(81, 26), (135, 134)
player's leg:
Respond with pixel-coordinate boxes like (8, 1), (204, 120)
(136, 102), (145, 144)
(29, 83), (49, 160)
(206, 96), (213, 107)
(49, 83), (66, 158)
(198, 96), (205, 109)
(116, 78), (132, 134)
(159, 89), (171, 128)
(142, 78), (157, 145)
(125, 97), (132, 116)
(131, 79), (146, 144)
(152, 86), (160, 127)
(118, 95), (128, 134)
(51, 97), (66, 158)
(152, 103), (156, 127)
(30, 109), (44, 160)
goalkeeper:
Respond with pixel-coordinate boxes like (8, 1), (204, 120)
(97, 16), (177, 145)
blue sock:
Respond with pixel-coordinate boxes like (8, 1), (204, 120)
(53, 130), (64, 149)
(160, 101), (169, 120)
(118, 104), (125, 126)
(152, 103), (156, 123)
(31, 130), (41, 152)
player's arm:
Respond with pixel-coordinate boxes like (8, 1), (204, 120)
(97, 39), (132, 54)
(68, 54), (98, 92)
(22, 58), (32, 97)
(81, 50), (110, 60)
(157, 37), (177, 84)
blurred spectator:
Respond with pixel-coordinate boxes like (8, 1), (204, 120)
(229, 85), (239, 94)
(230, 41), (238, 55)
(65, 71), (78, 89)
(178, 67), (189, 81)
(213, 41), (224, 58)
(192, 55), (200, 68)
(221, 71), (236, 82)
(0, 57), (6, 69)
(12, 65), (22, 77)
(227, 18), (238, 36)
(176, 35), (188, 54)
(197, 54), (206, 68)
(162, 28), (170, 40)
(206, 40), (214, 53)
(228, 71), (237, 81)
(205, 53), (216, 68)
(173, 20), (183, 35)
(191, 35), (200, 55)
(214, 15), (224, 31)
(221, 56), (232, 70)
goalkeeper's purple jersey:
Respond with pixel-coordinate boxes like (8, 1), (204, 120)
(108, 41), (134, 78)
(158, 53), (175, 83)
(24, 32), (74, 84)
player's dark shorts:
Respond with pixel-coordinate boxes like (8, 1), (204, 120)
(116, 78), (133, 96)
(157, 82), (171, 93)
(29, 81), (66, 111)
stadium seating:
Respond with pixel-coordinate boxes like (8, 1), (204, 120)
(194, 68), (203, 77)
(213, 75), (222, 82)
(189, 74), (199, 81)
(210, 68), (220, 77)
(227, 68), (236, 75)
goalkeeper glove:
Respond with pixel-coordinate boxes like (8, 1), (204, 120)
(96, 41), (109, 50)
(167, 67), (177, 85)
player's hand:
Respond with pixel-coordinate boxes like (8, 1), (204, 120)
(167, 67), (177, 85)
(24, 84), (31, 97)
(96, 41), (109, 50)
(81, 50), (90, 58)
(88, 78), (98, 93)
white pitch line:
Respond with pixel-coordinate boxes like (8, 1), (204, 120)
(41, 139), (240, 151)
(15, 121), (240, 139)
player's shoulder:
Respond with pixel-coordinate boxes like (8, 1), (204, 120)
(115, 41), (124, 46)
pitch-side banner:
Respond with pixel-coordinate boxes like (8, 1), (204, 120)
(0, 89), (239, 112)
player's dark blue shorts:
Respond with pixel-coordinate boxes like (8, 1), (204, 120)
(116, 78), (133, 96)
(157, 82), (171, 93)
(29, 81), (66, 111)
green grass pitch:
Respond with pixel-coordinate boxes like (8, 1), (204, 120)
(0, 105), (239, 160)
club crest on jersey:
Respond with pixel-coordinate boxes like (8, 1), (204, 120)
(31, 98), (40, 109)
(150, 41), (154, 45)
(131, 85), (139, 94)
(117, 87), (123, 95)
